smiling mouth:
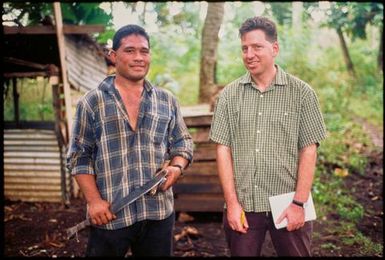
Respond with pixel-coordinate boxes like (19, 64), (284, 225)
(130, 65), (146, 70)
(247, 61), (259, 68)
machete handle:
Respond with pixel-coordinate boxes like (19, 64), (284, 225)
(149, 169), (168, 196)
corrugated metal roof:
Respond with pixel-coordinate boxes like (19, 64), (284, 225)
(65, 35), (108, 92)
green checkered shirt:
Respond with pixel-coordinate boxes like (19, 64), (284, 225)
(209, 65), (327, 212)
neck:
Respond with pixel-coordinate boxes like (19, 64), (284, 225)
(114, 75), (144, 95)
(251, 65), (277, 92)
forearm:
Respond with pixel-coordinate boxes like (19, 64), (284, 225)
(74, 174), (102, 204)
(216, 144), (239, 207)
(294, 144), (317, 202)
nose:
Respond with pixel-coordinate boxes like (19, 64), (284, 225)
(244, 47), (255, 59)
(133, 50), (144, 61)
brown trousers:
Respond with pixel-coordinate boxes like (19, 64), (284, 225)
(223, 210), (313, 256)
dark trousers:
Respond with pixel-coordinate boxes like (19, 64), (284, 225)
(86, 212), (175, 257)
(223, 210), (313, 256)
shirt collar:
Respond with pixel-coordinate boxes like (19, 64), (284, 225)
(240, 64), (288, 87)
(99, 75), (154, 94)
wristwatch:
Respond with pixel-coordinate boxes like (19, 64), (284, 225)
(171, 164), (184, 176)
(292, 199), (306, 208)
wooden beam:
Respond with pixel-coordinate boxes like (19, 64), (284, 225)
(53, 2), (77, 197)
(184, 115), (213, 127)
(12, 78), (19, 127)
(4, 25), (105, 35)
(4, 72), (51, 78)
(4, 57), (48, 70)
(53, 2), (73, 133)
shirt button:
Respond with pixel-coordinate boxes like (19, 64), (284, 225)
(260, 95), (264, 98)
(257, 130), (261, 134)
(258, 112), (262, 116)
(256, 149), (260, 153)
(254, 185), (258, 188)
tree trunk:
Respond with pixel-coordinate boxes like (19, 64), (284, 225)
(198, 2), (224, 103)
(292, 1), (303, 32)
(378, 26), (383, 71)
(336, 27), (356, 77)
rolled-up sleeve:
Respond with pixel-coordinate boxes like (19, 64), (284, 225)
(66, 100), (96, 175)
(168, 97), (193, 164)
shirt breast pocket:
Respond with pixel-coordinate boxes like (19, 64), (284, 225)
(144, 113), (170, 144)
(269, 110), (299, 138)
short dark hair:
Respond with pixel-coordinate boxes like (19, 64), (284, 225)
(239, 16), (277, 43)
(112, 24), (150, 51)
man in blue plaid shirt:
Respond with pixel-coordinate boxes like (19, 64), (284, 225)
(66, 24), (193, 257)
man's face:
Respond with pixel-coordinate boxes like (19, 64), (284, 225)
(241, 29), (278, 77)
(110, 34), (150, 82)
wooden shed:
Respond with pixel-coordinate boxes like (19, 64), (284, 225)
(3, 24), (109, 204)
(3, 25), (225, 212)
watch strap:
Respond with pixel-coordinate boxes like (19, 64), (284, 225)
(171, 164), (184, 176)
(292, 199), (305, 208)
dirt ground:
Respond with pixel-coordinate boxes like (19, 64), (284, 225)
(3, 150), (383, 257)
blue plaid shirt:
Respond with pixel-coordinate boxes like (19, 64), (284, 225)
(66, 75), (193, 230)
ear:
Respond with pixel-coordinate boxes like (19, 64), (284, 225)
(109, 50), (117, 65)
(272, 41), (279, 57)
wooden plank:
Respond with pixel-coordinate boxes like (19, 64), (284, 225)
(193, 143), (217, 161)
(3, 71), (51, 78)
(190, 129), (211, 143)
(174, 194), (224, 212)
(181, 104), (211, 117)
(54, 2), (73, 137)
(184, 161), (217, 176)
(173, 183), (222, 194)
(177, 174), (220, 184)
(184, 115), (213, 127)
(4, 25), (105, 35)
(4, 57), (49, 70)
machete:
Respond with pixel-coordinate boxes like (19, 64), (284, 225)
(66, 169), (168, 239)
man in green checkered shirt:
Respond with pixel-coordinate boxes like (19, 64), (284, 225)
(209, 16), (326, 256)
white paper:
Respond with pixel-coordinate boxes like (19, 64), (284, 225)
(269, 191), (317, 229)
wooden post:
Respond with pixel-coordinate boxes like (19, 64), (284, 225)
(12, 77), (20, 127)
(53, 2), (73, 133)
(53, 2), (79, 197)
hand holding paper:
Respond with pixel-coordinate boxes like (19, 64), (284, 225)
(276, 203), (305, 231)
(269, 192), (316, 230)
